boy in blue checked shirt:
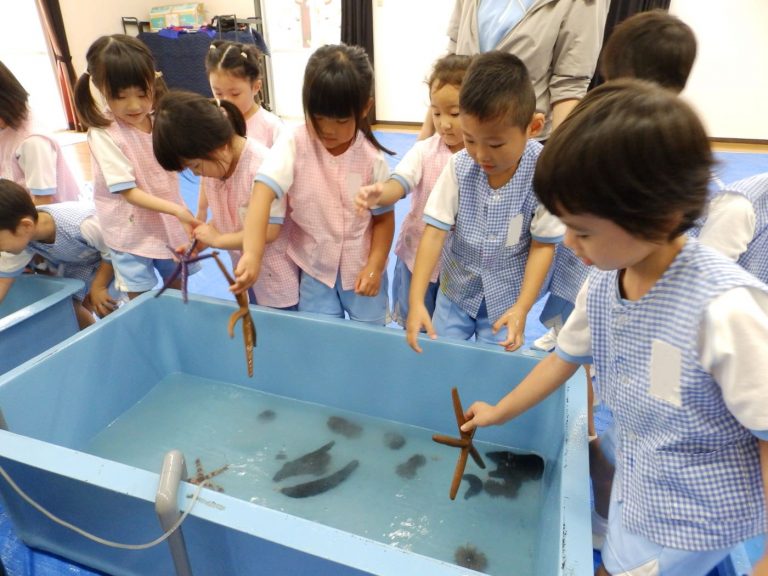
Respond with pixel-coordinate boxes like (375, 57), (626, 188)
(0, 179), (115, 328)
(461, 80), (768, 576)
(406, 51), (563, 352)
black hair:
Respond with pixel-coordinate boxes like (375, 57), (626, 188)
(74, 34), (168, 129)
(206, 40), (263, 87)
(153, 91), (246, 172)
(534, 79), (713, 242)
(0, 178), (37, 231)
(601, 10), (697, 92)
(0, 61), (30, 130)
(302, 44), (392, 155)
(427, 54), (473, 92)
(459, 51), (535, 129)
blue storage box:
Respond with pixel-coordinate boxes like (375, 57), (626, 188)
(0, 291), (590, 575)
(0, 275), (83, 375)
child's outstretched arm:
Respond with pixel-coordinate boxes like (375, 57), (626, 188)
(755, 440), (768, 576)
(232, 181), (275, 293)
(494, 239), (556, 351)
(462, 353), (579, 432)
(121, 187), (202, 235)
(406, 224), (447, 353)
(355, 210), (395, 296)
(87, 261), (117, 317)
(196, 179), (209, 222)
(355, 180), (406, 213)
(0, 277), (14, 304)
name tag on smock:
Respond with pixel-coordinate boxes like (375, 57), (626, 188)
(506, 214), (523, 247)
(649, 339), (682, 407)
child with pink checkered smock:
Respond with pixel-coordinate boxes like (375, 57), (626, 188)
(195, 41), (284, 223)
(355, 54), (472, 326)
(233, 44), (395, 325)
(153, 91), (298, 309)
(0, 61), (81, 205)
(74, 35), (200, 299)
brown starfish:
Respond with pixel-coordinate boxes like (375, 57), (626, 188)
(432, 387), (486, 500)
(211, 253), (257, 377)
(187, 458), (229, 492)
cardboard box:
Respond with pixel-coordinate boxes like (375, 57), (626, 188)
(149, 3), (205, 31)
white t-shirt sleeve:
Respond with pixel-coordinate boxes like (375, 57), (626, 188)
(554, 278), (593, 364)
(422, 156), (459, 231)
(254, 128), (297, 199)
(699, 286), (768, 438)
(698, 193), (756, 261)
(87, 128), (137, 193)
(390, 140), (426, 196)
(79, 215), (111, 260)
(0, 250), (34, 277)
(16, 136), (58, 196)
(530, 204), (565, 243)
(268, 194), (287, 223)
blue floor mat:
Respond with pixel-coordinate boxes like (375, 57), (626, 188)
(1, 133), (766, 575)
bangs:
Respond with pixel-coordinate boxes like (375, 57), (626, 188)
(102, 50), (154, 98)
(306, 67), (360, 119)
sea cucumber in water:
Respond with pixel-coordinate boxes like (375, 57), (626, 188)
(395, 454), (427, 479)
(327, 416), (363, 438)
(272, 441), (334, 482)
(383, 431), (406, 450)
(280, 460), (360, 498)
(454, 544), (488, 572)
(486, 450), (544, 481)
(257, 409), (276, 423)
(462, 473), (483, 500)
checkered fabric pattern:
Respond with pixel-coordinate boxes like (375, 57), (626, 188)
(0, 116), (80, 202)
(541, 243), (590, 325)
(586, 239), (767, 550)
(285, 126), (383, 290)
(393, 134), (454, 283)
(245, 107), (283, 149)
(92, 120), (187, 258)
(32, 202), (102, 301)
(725, 173), (768, 283)
(207, 139), (298, 308)
(440, 140), (542, 324)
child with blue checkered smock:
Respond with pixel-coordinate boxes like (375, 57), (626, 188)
(460, 82), (768, 576)
(699, 173), (768, 284)
(0, 179), (114, 329)
(355, 54), (472, 327)
(405, 52), (563, 352)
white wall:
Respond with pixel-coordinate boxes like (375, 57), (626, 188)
(670, 0), (768, 141)
(372, 0), (451, 123)
(61, 0), (256, 75)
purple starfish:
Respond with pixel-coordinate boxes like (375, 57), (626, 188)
(155, 239), (216, 303)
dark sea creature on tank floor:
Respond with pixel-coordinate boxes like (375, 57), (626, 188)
(281, 460), (360, 498)
(486, 450), (544, 481)
(383, 431), (406, 450)
(273, 441), (334, 482)
(462, 473), (483, 500)
(395, 454), (427, 479)
(257, 409), (276, 423)
(484, 476), (522, 499)
(454, 544), (488, 572)
(327, 415), (363, 438)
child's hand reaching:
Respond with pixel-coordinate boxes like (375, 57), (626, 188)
(406, 302), (436, 353)
(461, 401), (499, 433)
(232, 252), (260, 294)
(354, 265), (382, 296)
(355, 183), (384, 213)
(193, 223), (221, 248)
(493, 304), (527, 351)
(86, 286), (117, 318)
(176, 209), (204, 238)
